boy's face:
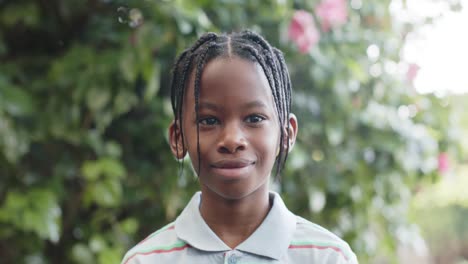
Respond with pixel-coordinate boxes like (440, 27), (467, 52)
(170, 57), (293, 200)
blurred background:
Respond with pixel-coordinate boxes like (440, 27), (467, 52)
(0, 0), (467, 263)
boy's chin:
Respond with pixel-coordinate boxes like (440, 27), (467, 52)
(201, 184), (268, 202)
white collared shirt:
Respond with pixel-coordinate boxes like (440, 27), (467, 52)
(121, 192), (358, 264)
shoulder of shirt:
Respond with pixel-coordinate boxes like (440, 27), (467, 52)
(291, 215), (359, 263)
(121, 221), (187, 264)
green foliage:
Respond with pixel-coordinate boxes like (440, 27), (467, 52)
(0, 0), (462, 263)
(411, 164), (468, 262)
(0, 189), (61, 242)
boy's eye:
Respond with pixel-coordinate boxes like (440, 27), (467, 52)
(199, 117), (219, 126)
(245, 115), (265, 123)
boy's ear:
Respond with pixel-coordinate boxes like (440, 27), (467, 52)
(169, 120), (187, 159)
(284, 113), (298, 152)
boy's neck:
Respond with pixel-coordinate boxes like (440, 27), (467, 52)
(199, 187), (272, 249)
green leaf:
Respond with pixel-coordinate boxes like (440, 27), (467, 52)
(120, 218), (139, 235)
(346, 59), (368, 82)
(0, 83), (35, 116)
(0, 2), (40, 27)
(86, 87), (111, 112)
(82, 158), (126, 181)
(93, 179), (122, 207)
(89, 235), (107, 253)
(98, 246), (124, 264)
(0, 189), (61, 243)
(71, 243), (95, 264)
(144, 63), (160, 102)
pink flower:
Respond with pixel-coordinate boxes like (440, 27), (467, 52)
(288, 10), (320, 54)
(407, 63), (420, 82)
(438, 152), (450, 174)
(316, 0), (348, 32)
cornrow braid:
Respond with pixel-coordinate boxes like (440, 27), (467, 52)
(169, 49), (188, 165)
(190, 32), (218, 52)
(273, 48), (292, 114)
(272, 47), (293, 167)
(170, 34), (220, 163)
(172, 51), (193, 161)
(169, 30), (293, 178)
(193, 41), (218, 176)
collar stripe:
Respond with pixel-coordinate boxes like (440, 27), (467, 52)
(123, 241), (189, 264)
(137, 224), (175, 245)
(289, 242), (349, 261)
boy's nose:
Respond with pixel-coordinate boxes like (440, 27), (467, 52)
(217, 124), (247, 154)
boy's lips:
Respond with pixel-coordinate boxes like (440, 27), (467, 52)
(211, 159), (255, 168)
(210, 159), (255, 178)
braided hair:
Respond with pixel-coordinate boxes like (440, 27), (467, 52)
(170, 30), (293, 178)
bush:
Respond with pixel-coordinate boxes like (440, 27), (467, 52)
(0, 0), (462, 263)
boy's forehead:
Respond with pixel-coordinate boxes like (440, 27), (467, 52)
(187, 57), (273, 99)
(180, 56), (280, 121)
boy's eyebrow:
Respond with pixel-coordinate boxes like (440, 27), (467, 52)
(198, 102), (220, 111)
(198, 100), (268, 110)
(243, 100), (268, 109)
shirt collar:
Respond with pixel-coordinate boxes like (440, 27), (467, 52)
(175, 192), (231, 252)
(174, 191), (297, 260)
